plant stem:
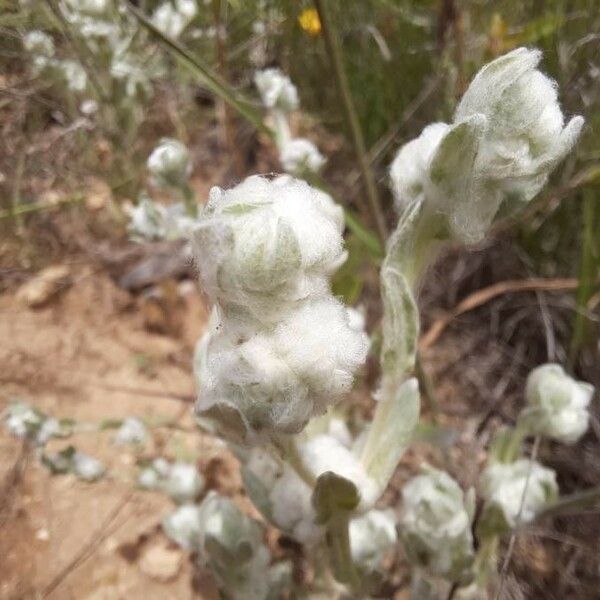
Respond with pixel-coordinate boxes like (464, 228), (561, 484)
(326, 511), (361, 591)
(0, 195), (85, 220)
(569, 187), (599, 367)
(313, 0), (387, 243)
(181, 183), (197, 217)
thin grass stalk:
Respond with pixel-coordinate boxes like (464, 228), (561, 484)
(313, 0), (388, 243)
(126, 2), (271, 137)
(569, 187), (599, 367)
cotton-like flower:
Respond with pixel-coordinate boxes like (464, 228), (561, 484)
(192, 176), (346, 323)
(162, 462), (205, 504)
(197, 298), (368, 440)
(63, 0), (109, 15)
(162, 503), (203, 550)
(350, 509), (397, 574)
(389, 48), (584, 244)
(449, 48), (584, 241)
(389, 123), (449, 212)
(23, 31), (55, 59)
(147, 138), (192, 189)
(254, 68), (299, 111)
(152, 0), (197, 38)
(72, 451), (105, 481)
(110, 55), (153, 98)
(279, 138), (326, 175)
(126, 197), (196, 242)
(400, 467), (475, 583)
(114, 417), (147, 445)
(480, 459), (558, 528)
(79, 99), (99, 115)
(60, 60), (87, 92)
(4, 402), (68, 446)
(522, 364), (594, 444)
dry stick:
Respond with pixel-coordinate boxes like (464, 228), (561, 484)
(0, 441), (31, 529)
(313, 0), (388, 244)
(42, 492), (132, 598)
(420, 277), (581, 350)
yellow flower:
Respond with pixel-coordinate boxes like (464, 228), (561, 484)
(298, 8), (321, 36)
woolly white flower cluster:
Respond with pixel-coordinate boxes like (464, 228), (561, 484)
(4, 402), (68, 446)
(23, 30), (87, 92)
(147, 138), (192, 189)
(479, 459), (557, 528)
(113, 417), (147, 445)
(138, 458), (205, 504)
(152, 0), (197, 39)
(241, 422), (397, 574)
(254, 68), (326, 176)
(399, 467), (475, 583)
(522, 363), (594, 444)
(390, 48), (584, 243)
(126, 197), (196, 242)
(162, 492), (291, 600)
(254, 68), (299, 111)
(193, 175), (368, 442)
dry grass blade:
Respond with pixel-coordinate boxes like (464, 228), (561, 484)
(420, 277), (581, 350)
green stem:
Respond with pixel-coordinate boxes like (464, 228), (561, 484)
(0, 195), (85, 220)
(181, 183), (197, 217)
(313, 0), (387, 244)
(326, 512), (361, 591)
(126, 2), (271, 137)
(569, 187), (599, 367)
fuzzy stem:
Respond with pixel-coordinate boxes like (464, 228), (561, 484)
(313, 0), (387, 243)
(181, 183), (197, 217)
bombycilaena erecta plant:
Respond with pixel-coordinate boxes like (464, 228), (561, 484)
(254, 68), (326, 176)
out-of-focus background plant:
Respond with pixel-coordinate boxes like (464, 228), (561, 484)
(0, 1), (598, 598)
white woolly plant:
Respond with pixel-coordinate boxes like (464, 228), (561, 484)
(520, 363), (594, 444)
(385, 48), (584, 382)
(254, 68), (326, 176)
(399, 467), (475, 585)
(163, 491), (291, 600)
(152, 0), (198, 39)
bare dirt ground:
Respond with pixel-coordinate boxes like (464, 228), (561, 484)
(0, 259), (233, 599)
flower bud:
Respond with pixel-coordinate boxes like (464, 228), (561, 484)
(479, 459), (557, 530)
(197, 298), (368, 441)
(279, 138), (326, 175)
(23, 31), (55, 59)
(399, 467), (475, 583)
(192, 176), (346, 323)
(389, 123), (449, 212)
(114, 417), (147, 445)
(453, 47), (584, 238)
(350, 509), (397, 574)
(147, 138), (192, 189)
(72, 451), (105, 481)
(254, 68), (299, 112)
(522, 363), (594, 443)
(61, 60), (88, 92)
(163, 462), (205, 504)
(152, 0), (197, 38)
(162, 503), (203, 550)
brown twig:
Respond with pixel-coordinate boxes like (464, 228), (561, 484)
(420, 277), (580, 350)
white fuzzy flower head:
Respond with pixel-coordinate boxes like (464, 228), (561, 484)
(23, 31), (55, 58)
(452, 47), (584, 239)
(63, 0), (109, 15)
(279, 138), (326, 175)
(114, 417), (147, 445)
(163, 462), (205, 504)
(523, 364), (594, 444)
(147, 138), (192, 189)
(480, 459), (558, 529)
(389, 123), (449, 212)
(197, 298), (368, 441)
(350, 509), (397, 574)
(72, 451), (105, 481)
(162, 503), (203, 550)
(61, 60), (87, 92)
(400, 467), (475, 583)
(192, 175), (346, 323)
(389, 48), (584, 244)
(152, 0), (197, 38)
(254, 68), (299, 111)
(242, 432), (380, 546)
